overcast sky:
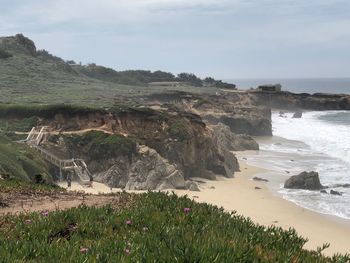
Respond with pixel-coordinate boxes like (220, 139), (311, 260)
(0, 0), (349, 78)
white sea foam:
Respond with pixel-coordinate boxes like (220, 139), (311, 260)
(248, 111), (350, 220)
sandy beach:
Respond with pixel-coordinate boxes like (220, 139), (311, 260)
(173, 159), (350, 256)
(60, 154), (350, 256)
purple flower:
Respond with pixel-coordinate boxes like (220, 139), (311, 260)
(80, 247), (89, 254)
(125, 248), (130, 255)
(184, 207), (190, 214)
(41, 210), (49, 216)
(126, 220), (132, 226)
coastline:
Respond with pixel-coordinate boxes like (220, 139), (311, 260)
(172, 157), (350, 256)
(59, 154), (350, 256)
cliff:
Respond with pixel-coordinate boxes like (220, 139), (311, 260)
(146, 91), (272, 136)
(5, 105), (240, 190)
(249, 91), (350, 111)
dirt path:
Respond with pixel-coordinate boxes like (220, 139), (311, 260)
(0, 190), (134, 216)
(15, 126), (114, 136)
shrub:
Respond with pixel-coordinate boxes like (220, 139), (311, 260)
(0, 49), (12, 59)
(64, 131), (137, 160)
(167, 118), (190, 141)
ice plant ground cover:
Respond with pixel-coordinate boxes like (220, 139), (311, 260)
(0, 192), (349, 262)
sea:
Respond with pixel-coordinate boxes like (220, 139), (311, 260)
(226, 78), (350, 94)
(229, 79), (350, 220)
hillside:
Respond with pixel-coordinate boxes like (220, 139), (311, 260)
(0, 34), (233, 106)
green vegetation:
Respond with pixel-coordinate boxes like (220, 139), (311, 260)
(0, 104), (106, 119)
(63, 131), (137, 160)
(0, 133), (51, 182)
(177, 72), (203, 87)
(0, 116), (38, 132)
(0, 192), (348, 262)
(0, 177), (62, 194)
(0, 49), (12, 59)
(168, 118), (190, 141)
(74, 64), (176, 86)
(203, 77), (237, 89)
(0, 34), (235, 107)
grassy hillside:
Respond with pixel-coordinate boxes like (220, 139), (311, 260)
(0, 192), (348, 262)
(0, 133), (51, 183)
(0, 35), (134, 106)
(0, 34), (221, 107)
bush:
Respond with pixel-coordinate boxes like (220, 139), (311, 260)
(0, 49), (12, 59)
(167, 118), (190, 141)
(64, 131), (137, 160)
(177, 73), (203, 87)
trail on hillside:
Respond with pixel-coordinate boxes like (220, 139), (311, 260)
(0, 190), (134, 216)
(15, 126), (114, 136)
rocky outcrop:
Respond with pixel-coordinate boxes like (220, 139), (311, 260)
(253, 177), (269, 182)
(42, 106), (240, 188)
(251, 91), (350, 111)
(284, 171), (325, 190)
(94, 145), (185, 190)
(185, 181), (200, 191)
(219, 114), (272, 136)
(212, 123), (259, 151)
(211, 124), (241, 177)
(0, 34), (37, 56)
(330, 190), (342, 196)
(292, 111), (302, 118)
(145, 91), (273, 136)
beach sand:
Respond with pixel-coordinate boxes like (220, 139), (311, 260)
(173, 159), (350, 256)
(60, 156), (350, 256)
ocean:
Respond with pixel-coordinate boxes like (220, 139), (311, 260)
(245, 111), (350, 220)
(225, 78), (350, 94)
(228, 78), (350, 219)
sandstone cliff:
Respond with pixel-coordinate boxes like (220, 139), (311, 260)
(35, 106), (240, 190)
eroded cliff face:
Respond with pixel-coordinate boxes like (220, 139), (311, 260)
(146, 91), (273, 136)
(39, 107), (240, 190)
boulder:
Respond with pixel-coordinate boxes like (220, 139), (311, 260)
(126, 146), (185, 190)
(185, 181), (200, 192)
(292, 111), (303, 118)
(253, 177), (269, 182)
(284, 171), (324, 190)
(330, 190), (342, 196)
(95, 145), (186, 190)
(320, 190), (327, 194)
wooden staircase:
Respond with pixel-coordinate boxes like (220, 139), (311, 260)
(23, 127), (93, 186)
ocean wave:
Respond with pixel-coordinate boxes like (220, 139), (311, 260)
(253, 111), (350, 220)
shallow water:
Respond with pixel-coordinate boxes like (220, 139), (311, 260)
(225, 78), (350, 94)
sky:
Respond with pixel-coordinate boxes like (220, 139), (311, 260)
(0, 0), (350, 79)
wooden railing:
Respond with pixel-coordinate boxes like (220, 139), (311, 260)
(25, 127), (93, 184)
